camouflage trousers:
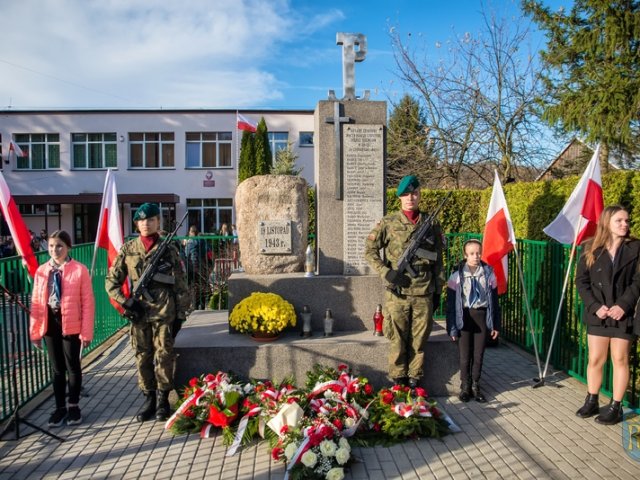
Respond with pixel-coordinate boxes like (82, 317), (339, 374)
(383, 291), (434, 379)
(130, 319), (175, 392)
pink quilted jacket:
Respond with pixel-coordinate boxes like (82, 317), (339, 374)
(29, 259), (95, 343)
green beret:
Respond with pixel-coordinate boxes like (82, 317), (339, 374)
(396, 175), (420, 196)
(133, 203), (160, 221)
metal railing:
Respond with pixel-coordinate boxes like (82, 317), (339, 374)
(1, 234), (638, 422)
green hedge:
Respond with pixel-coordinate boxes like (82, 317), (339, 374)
(382, 170), (639, 241)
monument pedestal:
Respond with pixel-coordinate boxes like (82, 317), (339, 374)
(175, 311), (459, 396)
(228, 272), (387, 332)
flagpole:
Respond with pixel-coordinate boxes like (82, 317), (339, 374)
(535, 216), (583, 387)
(512, 243), (543, 381)
(91, 169), (111, 278)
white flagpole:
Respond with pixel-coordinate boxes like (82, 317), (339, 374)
(536, 216), (584, 386)
(512, 242), (543, 381)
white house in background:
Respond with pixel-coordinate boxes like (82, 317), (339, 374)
(0, 109), (315, 243)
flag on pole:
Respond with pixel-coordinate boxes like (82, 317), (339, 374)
(236, 113), (257, 133)
(93, 169), (129, 311)
(482, 170), (516, 295)
(543, 144), (604, 245)
(0, 171), (38, 278)
(8, 140), (26, 158)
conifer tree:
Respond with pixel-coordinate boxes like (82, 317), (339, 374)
(387, 94), (434, 187)
(238, 130), (255, 183)
(523, 0), (640, 160)
(253, 117), (272, 175)
(273, 142), (302, 175)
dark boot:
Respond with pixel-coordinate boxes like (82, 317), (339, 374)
(458, 380), (472, 402)
(136, 391), (156, 422)
(155, 390), (171, 421)
(472, 381), (486, 403)
(575, 393), (599, 418)
(595, 400), (622, 425)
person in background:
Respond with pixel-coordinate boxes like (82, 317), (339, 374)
(575, 205), (640, 425)
(105, 203), (190, 422)
(39, 230), (48, 251)
(219, 223), (231, 258)
(446, 239), (500, 403)
(364, 175), (445, 389)
(231, 224), (240, 270)
(29, 230), (95, 426)
(184, 225), (209, 310)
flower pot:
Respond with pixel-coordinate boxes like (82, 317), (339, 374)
(250, 332), (281, 342)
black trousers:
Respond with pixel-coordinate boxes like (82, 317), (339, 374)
(43, 307), (82, 407)
(458, 307), (488, 385)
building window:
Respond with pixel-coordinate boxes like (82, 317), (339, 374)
(186, 198), (233, 234)
(129, 132), (175, 169)
(268, 132), (289, 163)
(299, 131), (314, 147)
(18, 204), (60, 216)
(14, 134), (60, 170)
(185, 132), (232, 168)
(72, 133), (118, 169)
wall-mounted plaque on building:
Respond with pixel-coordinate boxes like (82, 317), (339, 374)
(258, 220), (292, 254)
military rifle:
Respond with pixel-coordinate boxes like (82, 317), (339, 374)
(389, 192), (451, 296)
(123, 211), (189, 320)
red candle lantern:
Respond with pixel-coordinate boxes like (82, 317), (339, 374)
(373, 304), (384, 336)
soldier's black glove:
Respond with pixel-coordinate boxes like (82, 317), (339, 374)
(385, 269), (411, 288)
(172, 316), (185, 339)
(123, 298), (145, 323)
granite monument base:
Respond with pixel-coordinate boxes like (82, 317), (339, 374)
(174, 311), (459, 396)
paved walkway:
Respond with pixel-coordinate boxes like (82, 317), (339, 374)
(1, 331), (639, 479)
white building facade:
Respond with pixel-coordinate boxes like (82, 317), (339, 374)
(0, 109), (314, 243)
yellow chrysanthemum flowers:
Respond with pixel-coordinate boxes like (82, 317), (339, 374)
(229, 292), (297, 334)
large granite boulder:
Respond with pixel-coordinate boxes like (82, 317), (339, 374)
(235, 175), (309, 274)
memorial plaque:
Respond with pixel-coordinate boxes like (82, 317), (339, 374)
(257, 220), (292, 254)
(343, 124), (384, 275)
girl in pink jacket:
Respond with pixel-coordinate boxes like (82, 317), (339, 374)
(30, 230), (95, 427)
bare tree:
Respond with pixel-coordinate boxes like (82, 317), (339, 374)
(390, 4), (567, 187)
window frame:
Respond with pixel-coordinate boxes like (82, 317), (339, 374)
(14, 133), (61, 170)
(128, 132), (175, 169)
(185, 131), (233, 169)
(71, 132), (118, 169)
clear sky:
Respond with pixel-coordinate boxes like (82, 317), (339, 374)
(0, 0), (569, 111)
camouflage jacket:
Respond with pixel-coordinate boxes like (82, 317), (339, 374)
(105, 237), (190, 322)
(364, 210), (445, 296)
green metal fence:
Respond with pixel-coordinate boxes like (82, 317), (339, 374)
(1, 234), (638, 422)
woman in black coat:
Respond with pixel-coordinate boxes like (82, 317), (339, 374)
(575, 205), (640, 425)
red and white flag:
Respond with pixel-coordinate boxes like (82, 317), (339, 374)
(236, 113), (257, 133)
(93, 169), (129, 311)
(482, 170), (516, 295)
(543, 144), (604, 245)
(0, 171), (38, 278)
(8, 140), (26, 159)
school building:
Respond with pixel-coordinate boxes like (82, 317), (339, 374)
(0, 109), (315, 242)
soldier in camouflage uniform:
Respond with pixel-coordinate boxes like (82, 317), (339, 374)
(364, 175), (445, 388)
(105, 203), (189, 422)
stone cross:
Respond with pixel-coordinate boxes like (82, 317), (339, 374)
(324, 101), (351, 200)
(336, 32), (367, 101)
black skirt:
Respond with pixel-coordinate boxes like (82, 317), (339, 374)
(586, 320), (635, 340)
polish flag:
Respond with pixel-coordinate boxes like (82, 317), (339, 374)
(93, 169), (129, 311)
(9, 140), (26, 159)
(482, 170), (516, 295)
(543, 144), (604, 246)
(0, 171), (38, 278)
(237, 113), (257, 133)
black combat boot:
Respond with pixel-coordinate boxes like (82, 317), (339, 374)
(472, 381), (486, 403)
(575, 393), (599, 418)
(136, 391), (156, 422)
(155, 390), (171, 421)
(458, 380), (472, 402)
(595, 400), (622, 425)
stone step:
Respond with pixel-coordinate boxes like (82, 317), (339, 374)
(174, 311), (459, 396)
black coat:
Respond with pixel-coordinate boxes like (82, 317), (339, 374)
(575, 238), (640, 330)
